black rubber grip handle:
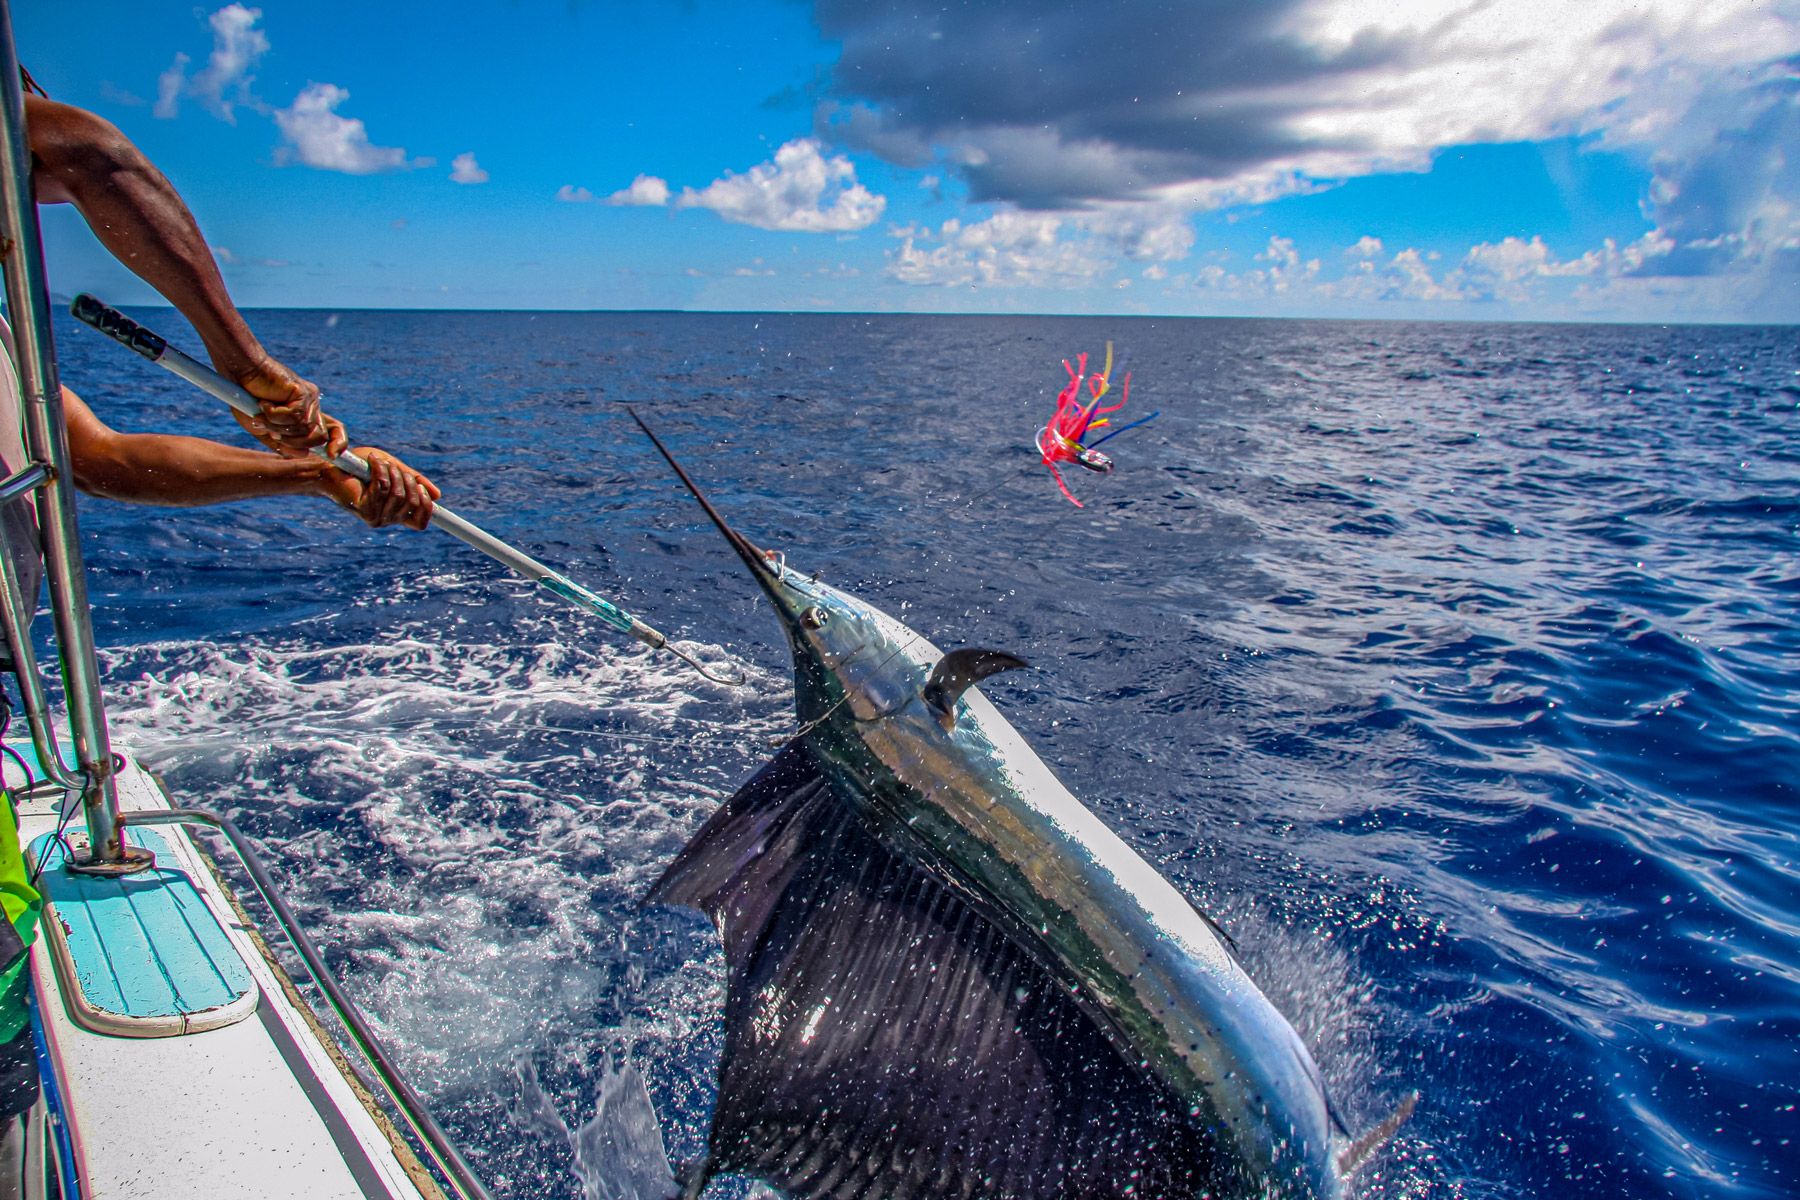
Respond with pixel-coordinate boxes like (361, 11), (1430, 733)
(70, 293), (167, 361)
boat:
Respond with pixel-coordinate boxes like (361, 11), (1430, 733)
(0, 5), (495, 1196)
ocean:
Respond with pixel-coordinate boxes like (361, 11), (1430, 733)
(49, 308), (1800, 1198)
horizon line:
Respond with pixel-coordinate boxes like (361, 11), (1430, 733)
(63, 298), (1798, 330)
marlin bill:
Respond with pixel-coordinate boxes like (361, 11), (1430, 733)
(631, 410), (1411, 1199)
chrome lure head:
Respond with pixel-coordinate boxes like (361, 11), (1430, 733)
(1074, 445), (1115, 473)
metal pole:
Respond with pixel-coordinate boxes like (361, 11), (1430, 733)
(0, 2), (143, 872)
(73, 295), (745, 686)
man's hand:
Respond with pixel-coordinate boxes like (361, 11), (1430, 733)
(320, 449), (441, 531)
(232, 357), (332, 456)
(233, 407), (351, 461)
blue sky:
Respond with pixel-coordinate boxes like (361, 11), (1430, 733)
(19, 1), (1800, 322)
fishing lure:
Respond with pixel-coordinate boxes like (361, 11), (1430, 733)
(1034, 342), (1158, 507)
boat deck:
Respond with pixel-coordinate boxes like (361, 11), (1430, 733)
(8, 746), (442, 1200)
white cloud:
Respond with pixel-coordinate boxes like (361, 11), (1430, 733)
(556, 185), (597, 203)
(884, 205), (1200, 288)
(1313, 244), (1463, 302)
(154, 54), (190, 119)
(1306, 228), (1683, 306)
(449, 152), (489, 184)
(1247, 237), (1322, 293)
(154, 4), (269, 122)
(1188, 236), (1325, 296)
(888, 212), (1107, 287)
(1383, 248), (1460, 302)
(676, 139), (885, 232)
(1450, 235), (1605, 300)
(1099, 210), (1196, 263)
(1159, 224), (1722, 314)
(273, 83), (412, 175)
(606, 175), (670, 207)
(1253, 2), (1799, 215)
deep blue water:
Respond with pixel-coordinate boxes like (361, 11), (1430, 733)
(45, 308), (1800, 1198)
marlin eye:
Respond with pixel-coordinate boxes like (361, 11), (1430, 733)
(800, 606), (830, 630)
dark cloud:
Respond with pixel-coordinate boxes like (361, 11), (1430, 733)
(812, 0), (1413, 208)
(815, 0), (1799, 310)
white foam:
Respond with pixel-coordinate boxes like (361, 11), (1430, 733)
(97, 617), (786, 1194)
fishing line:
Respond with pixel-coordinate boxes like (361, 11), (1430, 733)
(0, 696), (31, 791)
(957, 463), (1034, 510)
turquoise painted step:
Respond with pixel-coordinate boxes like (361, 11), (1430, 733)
(30, 827), (258, 1037)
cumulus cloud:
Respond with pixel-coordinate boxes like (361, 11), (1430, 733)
(154, 56), (191, 119)
(155, 7), (449, 183)
(1299, 229), (1679, 305)
(607, 175), (671, 206)
(449, 152), (489, 184)
(153, 3), (269, 121)
(1188, 236), (1325, 297)
(888, 212), (1108, 287)
(1454, 235), (1594, 300)
(1314, 242), (1468, 303)
(813, 0), (1800, 290)
(273, 83), (413, 174)
(884, 204), (1206, 288)
(557, 185), (597, 203)
(1623, 67), (1800, 281)
(676, 139), (885, 232)
(1101, 210), (1197, 262)
(1254, 237), (1322, 292)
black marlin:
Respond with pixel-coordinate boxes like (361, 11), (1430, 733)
(632, 412), (1406, 1199)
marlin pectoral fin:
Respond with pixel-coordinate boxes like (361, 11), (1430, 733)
(921, 648), (1030, 729)
(644, 743), (827, 974)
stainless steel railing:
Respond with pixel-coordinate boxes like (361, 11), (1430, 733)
(0, 0), (135, 868)
(120, 808), (495, 1200)
(0, 15), (495, 1199)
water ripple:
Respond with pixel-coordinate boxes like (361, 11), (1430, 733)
(51, 310), (1800, 1200)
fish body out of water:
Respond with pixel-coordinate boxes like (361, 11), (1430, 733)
(636, 416), (1350, 1197)
(58, 309), (1800, 1200)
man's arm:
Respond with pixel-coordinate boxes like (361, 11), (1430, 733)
(25, 95), (334, 457)
(63, 388), (439, 530)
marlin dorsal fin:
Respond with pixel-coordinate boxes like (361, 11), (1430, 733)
(921, 648), (1029, 729)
